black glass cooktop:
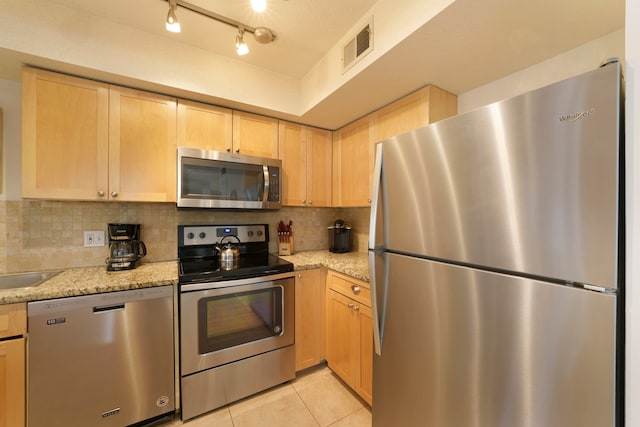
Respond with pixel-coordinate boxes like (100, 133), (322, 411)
(179, 253), (293, 284)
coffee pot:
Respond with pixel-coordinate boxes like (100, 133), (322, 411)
(105, 223), (147, 271)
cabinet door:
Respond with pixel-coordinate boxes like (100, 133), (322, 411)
(22, 67), (109, 200)
(374, 86), (457, 143)
(356, 304), (373, 405)
(295, 269), (326, 371)
(109, 87), (177, 202)
(306, 127), (332, 207)
(326, 289), (358, 386)
(177, 100), (232, 151)
(232, 111), (278, 158)
(332, 116), (372, 207)
(0, 303), (26, 339)
(279, 121), (307, 207)
(374, 88), (430, 142)
(0, 338), (25, 427)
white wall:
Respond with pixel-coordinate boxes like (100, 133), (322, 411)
(0, 78), (22, 200)
(625, 0), (640, 424)
(458, 29), (625, 113)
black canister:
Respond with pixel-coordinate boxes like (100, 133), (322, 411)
(328, 219), (351, 253)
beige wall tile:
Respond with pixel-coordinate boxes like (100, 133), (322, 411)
(0, 200), (369, 273)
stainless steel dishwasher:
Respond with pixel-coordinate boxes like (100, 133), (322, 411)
(27, 286), (175, 427)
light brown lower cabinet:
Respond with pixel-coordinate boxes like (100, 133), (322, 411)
(295, 269), (326, 371)
(0, 303), (26, 427)
(325, 271), (373, 405)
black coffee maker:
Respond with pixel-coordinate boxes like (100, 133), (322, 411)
(328, 219), (351, 253)
(105, 223), (147, 271)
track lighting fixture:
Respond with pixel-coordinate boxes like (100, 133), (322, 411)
(165, 0), (181, 33)
(164, 0), (276, 55)
(236, 28), (249, 56)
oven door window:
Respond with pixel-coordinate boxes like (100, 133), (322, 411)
(181, 157), (265, 201)
(197, 286), (283, 354)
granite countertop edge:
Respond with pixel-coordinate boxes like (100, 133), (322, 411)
(0, 251), (369, 305)
(280, 250), (370, 282)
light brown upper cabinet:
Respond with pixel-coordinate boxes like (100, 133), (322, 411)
(22, 67), (177, 202)
(232, 111), (279, 158)
(109, 87), (177, 202)
(372, 85), (457, 142)
(332, 85), (457, 207)
(177, 99), (233, 151)
(278, 121), (332, 207)
(332, 116), (373, 207)
(22, 67), (110, 200)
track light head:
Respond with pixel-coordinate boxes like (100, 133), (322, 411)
(236, 28), (249, 56)
(166, 0), (181, 32)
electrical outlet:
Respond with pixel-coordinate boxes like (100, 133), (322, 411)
(84, 230), (105, 247)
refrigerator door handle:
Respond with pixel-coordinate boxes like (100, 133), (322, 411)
(369, 143), (383, 250)
(369, 142), (385, 355)
(369, 250), (384, 355)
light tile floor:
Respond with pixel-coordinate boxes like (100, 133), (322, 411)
(159, 364), (371, 427)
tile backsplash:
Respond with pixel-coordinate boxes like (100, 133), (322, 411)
(0, 200), (370, 274)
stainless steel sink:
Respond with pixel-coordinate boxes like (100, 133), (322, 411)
(0, 270), (62, 290)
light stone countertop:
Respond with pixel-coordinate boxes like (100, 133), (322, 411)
(0, 251), (369, 305)
(280, 250), (369, 282)
(0, 261), (178, 304)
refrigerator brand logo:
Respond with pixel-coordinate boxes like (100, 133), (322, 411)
(559, 108), (595, 122)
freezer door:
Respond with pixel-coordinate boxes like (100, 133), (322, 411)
(380, 63), (621, 289)
(372, 253), (617, 427)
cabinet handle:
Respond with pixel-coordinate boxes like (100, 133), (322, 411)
(111, 191), (118, 197)
(235, 148), (240, 153)
(368, 199), (372, 203)
(351, 285), (361, 294)
(226, 147), (231, 152)
(348, 303), (354, 309)
(97, 191), (105, 197)
(302, 200), (306, 205)
(353, 306), (360, 311)
(308, 200), (313, 205)
(297, 273), (302, 278)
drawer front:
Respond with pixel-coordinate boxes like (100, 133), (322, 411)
(328, 273), (371, 307)
(0, 303), (27, 339)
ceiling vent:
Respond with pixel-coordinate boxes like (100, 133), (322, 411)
(342, 18), (373, 73)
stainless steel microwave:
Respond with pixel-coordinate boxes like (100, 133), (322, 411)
(177, 147), (282, 209)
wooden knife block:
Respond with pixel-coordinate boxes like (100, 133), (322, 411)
(278, 237), (294, 256)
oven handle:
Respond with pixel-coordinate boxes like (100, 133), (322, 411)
(180, 271), (295, 293)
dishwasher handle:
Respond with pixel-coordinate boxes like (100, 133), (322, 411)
(93, 303), (125, 313)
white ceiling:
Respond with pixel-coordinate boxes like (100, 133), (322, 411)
(0, 0), (626, 129)
(47, 0), (379, 79)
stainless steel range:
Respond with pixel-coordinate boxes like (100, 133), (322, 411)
(178, 224), (295, 421)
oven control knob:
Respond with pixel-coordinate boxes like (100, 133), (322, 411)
(247, 231), (254, 237)
(273, 325), (282, 334)
(199, 232), (206, 239)
(187, 232), (195, 239)
(257, 230), (263, 237)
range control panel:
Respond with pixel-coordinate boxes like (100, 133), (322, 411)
(179, 224), (268, 246)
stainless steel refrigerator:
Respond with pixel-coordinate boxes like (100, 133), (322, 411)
(368, 61), (623, 427)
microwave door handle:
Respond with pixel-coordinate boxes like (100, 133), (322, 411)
(262, 165), (270, 202)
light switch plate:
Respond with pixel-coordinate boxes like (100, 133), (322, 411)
(84, 230), (105, 247)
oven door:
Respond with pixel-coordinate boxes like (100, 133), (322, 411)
(180, 273), (294, 376)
